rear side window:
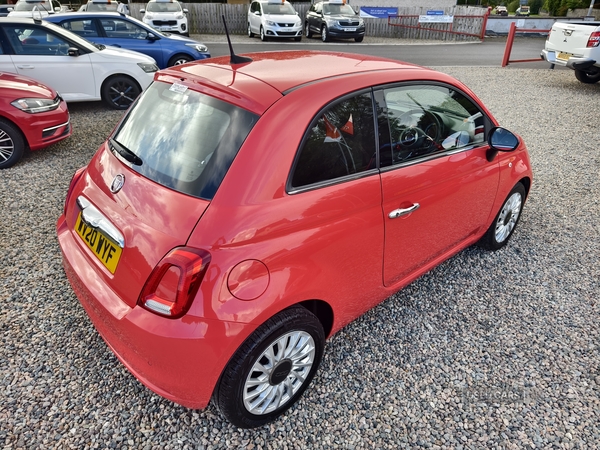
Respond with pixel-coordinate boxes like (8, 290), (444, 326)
(290, 92), (377, 190)
(111, 81), (258, 200)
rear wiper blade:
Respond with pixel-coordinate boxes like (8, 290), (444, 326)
(109, 138), (143, 166)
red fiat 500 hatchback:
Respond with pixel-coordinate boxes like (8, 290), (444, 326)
(0, 72), (71, 169)
(57, 50), (533, 428)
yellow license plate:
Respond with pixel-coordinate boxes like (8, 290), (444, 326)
(75, 213), (122, 274)
(557, 52), (571, 61)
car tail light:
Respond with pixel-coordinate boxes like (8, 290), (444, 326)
(64, 166), (86, 216)
(587, 30), (600, 48)
(138, 247), (211, 318)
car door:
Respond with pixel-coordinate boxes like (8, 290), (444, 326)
(1, 23), (96, 101)
(307, 2), (321, 34)
(0, 31), (18, 72)
(248, 1), (260, 34)
(98, 17), (164, 68)
(375, 84), (499, 287)
(288, 90), (385, 320)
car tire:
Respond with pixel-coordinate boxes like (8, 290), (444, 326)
(0, 119), (25, 170)
(305, 22), (312, 38)
(260, 26), (267, 41)
(248, 22), (254, 38)
(574, 69), (600, 84)
(355, 36), (363, 43)
(101, 75), (141, 110)
(168, 54), (193, 66)
(215, 305), (325, 429)
(478, 182), (526, 251)
(321, 25), (329, 42)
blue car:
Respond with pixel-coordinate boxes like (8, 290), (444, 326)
(46, 12), (210, 68)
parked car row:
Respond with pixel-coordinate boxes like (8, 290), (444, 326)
(248, 0), (365, 42)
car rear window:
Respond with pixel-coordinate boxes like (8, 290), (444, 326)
(111, 81), (259, 200)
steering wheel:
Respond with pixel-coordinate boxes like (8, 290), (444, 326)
(397, 109), (443, 156)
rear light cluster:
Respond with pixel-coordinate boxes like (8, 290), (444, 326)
(64, 166), (86, 216)
(587, 30), (600, 48)
(139, 247), (211, 318)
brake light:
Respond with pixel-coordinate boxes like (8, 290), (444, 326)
(587, 30), (600, 48)
(64, 166), (86, 216)
(139, 247), (211, 318)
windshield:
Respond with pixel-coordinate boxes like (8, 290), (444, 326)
(15, 0), (52, 11)
(112, 82), (259, 200)
(263, 2), (296, 15)
(146, 1), (181, 12)
(323, 3), (355, 15)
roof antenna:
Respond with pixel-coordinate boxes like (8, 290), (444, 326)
(222, 15), (253, 65)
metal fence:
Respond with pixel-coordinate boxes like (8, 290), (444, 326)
(127, 3), (487, 40)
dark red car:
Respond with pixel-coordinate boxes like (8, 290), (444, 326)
(0, 72), (71, 169)
(57, 50), (533, 428)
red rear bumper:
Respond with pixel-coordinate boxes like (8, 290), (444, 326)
(57, 215), (244, 409)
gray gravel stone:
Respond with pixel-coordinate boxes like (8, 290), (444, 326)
(1, 63), (599, 449)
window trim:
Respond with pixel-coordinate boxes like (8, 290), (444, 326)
(286, 81), (494, 195)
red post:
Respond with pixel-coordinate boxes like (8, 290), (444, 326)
(502, 22), (517, 67)
(480, 7), (491, 40)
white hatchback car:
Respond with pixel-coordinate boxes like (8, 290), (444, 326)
(141, 0), (188, 37)
(247, 0), (302, 41)
(7, 0), (62, 18)
(0, 18), (158, 109)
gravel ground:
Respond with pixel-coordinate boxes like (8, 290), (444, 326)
(1, 66), (599, 449)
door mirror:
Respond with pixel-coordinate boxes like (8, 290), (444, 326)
(489, 127), (519, 151)
(140, 8), (145, 13)
(147, 33), (158, 40)
(67, 47), (80, 57)
(183, 8), (188, 13)
(487, 127), (519, 161)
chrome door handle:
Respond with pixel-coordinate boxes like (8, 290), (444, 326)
(17, 65), (35, 69)
(388, 203), (420, 219)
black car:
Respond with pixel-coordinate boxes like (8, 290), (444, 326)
(305, 0), (365, 42)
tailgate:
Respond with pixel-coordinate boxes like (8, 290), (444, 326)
(64, 144), (209, 309)
(547, 23), (598, 56)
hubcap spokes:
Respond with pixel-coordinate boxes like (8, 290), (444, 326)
(110, 83), (135, 107)
(495, 192), (522, 243)
(0, 130), (15, 162)
(243, 331), (315, 416)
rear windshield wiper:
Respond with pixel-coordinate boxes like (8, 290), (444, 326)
(109, 138), (143, 166)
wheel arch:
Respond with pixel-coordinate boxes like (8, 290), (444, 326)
(167, 52), (194, 67)
(519, 176), (532, 198)
(298, 299), (334, 338)
(0, 115), (29, 150)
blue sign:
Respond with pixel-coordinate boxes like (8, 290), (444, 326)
(359, 6), (398, 18)
(427, 10), (444, 15)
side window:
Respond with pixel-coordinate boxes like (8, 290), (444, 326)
(100, 19), (147, 39)
(4, 26), (71, 56)
(377, 84), (485, 167)
(290, 92), (376, 189)
(60, 19), (99, 38)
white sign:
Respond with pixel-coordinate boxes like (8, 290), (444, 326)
(418, 15), (453, 23)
